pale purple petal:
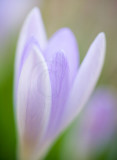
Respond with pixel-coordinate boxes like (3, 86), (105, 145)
(60, 88), (117, 159)
(45, 51), (70, 135)
(16, 44), (51, 160)
(43, 28), (79, 136)
(79, 88), (117, 151)
(37, 51), (70, 157)
(38, 29), (79, 156)
(44, 28), (79, 83)
(14, 7), (47, 103)
(62, 33), (106, 130)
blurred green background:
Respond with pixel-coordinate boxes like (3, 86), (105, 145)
(0, 0), (117, 159)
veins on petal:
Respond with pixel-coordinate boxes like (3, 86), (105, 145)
(48, 51), (69, 98)
(44, 51), (70, 139)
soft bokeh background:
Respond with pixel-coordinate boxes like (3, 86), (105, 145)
(0, 0), (117, 159)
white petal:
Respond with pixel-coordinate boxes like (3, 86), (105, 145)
(62, 33), (106, 129)
(17, 44), (51, 160)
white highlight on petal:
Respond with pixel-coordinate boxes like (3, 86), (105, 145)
(62, 33), (106, 129)
(16, 45), (51, 160)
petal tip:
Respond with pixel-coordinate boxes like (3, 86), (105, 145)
(99, 32), (106, 38)
(96, 32), (106, 46)
(29, 7), (41, 18)
(56, 27), (75, 38)
(100, 32), (106, 55)
(92, 32), (106, 57)
(61, 27), (73, 33)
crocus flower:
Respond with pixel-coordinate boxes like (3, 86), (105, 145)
(60, 88), (117, 160)
(14, 7), (106, 160)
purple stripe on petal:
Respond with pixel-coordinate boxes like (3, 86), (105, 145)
(46, 51), (70, 136)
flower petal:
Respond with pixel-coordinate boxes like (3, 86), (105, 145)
(14, 7), (47, 103)
(39, 29), (79, 154)
(17, 44), (51, 160)
(36, 51), (71, 158)
(60, 88), (117, 160)
(45, 51), (70, 135)
(79, 88), (117, 150)
(62, 32), (106, 129)
(44, 28), (79, 83)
